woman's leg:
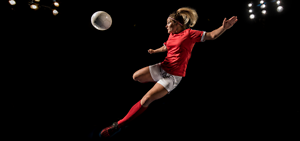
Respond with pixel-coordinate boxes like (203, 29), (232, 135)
(132, 66), (155, 83)
(100, 65), (168, 138)
(140, 82), (168, 107)
(100, 83), (169, 138)
(117, 83), (168, 127)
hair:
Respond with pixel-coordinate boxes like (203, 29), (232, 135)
(169, 7), (198, 29)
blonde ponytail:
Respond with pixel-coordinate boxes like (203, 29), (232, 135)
(177, 7), (198, 28)
(169, 7), (198, 29)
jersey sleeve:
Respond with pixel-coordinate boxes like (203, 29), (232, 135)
(190, 30), (206, 42)
(163, 42), (167, 47)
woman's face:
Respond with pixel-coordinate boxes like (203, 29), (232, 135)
(166, 18), (178, 34)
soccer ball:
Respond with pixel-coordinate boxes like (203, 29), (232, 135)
(91, 11), (112, 31)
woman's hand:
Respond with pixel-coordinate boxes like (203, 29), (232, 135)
(222, 16), (238, 30)
(148, 46), (167, 54)
(148, 49), (155, 54)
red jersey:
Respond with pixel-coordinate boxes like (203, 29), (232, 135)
(161, 28), (206, 77)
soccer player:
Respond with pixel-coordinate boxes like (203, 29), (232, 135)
(100, 7), (238, 138)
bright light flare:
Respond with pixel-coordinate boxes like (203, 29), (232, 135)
(54, 2), (59, 7)
(260, 0), (264, 4)
(250, 14), (255, 19)
(262, 10), (266, 15)
(248, 3), (252, 7)
(30, 4), (39, 10)
(53, 9), (58, 16)
(277, 1), (281, 5)
(9, 0), (16, 5)
(277, 6), (283, 12)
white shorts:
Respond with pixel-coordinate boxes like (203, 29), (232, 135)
(149, 63), (182, 93)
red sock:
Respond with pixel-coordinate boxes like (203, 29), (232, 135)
(117, 100), (147, 128)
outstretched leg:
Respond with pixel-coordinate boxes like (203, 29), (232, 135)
(118, 83), (168, 127)
(140, 82), (168, 107)
(100, 83), (168, 138)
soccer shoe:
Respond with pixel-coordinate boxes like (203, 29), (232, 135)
(99, 122), (121, 138)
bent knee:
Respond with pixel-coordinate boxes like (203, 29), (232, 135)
(133, 72), (146, 83)
(132, 73), (139, 81)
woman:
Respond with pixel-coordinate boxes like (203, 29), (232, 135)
(100, 7), (238, 138)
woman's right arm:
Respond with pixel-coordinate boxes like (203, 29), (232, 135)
(148, 46), (167, 54)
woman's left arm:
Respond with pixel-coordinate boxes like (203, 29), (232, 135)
(204, 16), (238, 40)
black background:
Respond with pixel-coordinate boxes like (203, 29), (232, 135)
(3, 0), (299, 140)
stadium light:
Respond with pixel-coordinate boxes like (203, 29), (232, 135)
(54, 2), (59, 7)
(260, 0), (264, 4)
(52, 9), (58, 16)
(9, 0), (16, 5)
(248, 3), (252, 7)
(30, 3), (39, 10)
(276, 0), (281, 5)
(9, 0), (60, 16)
(247, 0), (283, 20)
(277, 6), (283, 12)
(250, 14), (255, 19)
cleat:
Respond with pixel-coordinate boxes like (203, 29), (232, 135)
(99, 122), (121, 138)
